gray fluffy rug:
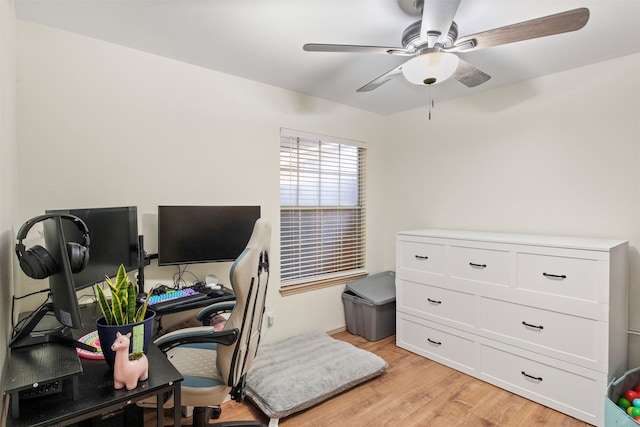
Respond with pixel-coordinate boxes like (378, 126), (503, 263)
(246, 330), (388, 425)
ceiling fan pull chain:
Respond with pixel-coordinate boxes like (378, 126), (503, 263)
(428, 84), (431, 120)
(428, 83), (434, 120)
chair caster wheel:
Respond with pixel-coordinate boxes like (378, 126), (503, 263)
(211, 407), (221, 419)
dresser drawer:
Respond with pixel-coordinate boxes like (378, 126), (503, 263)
(480, 297), (598, 362)
(397, 240), (446, 275)
(397, 315), (476, 371)
(398, 279), (475, 328)
(517, 253), (600, 302)
(449, 245), (510, 286)
(480, 344), (599, 420)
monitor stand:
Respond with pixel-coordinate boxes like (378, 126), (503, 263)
(9, 303), (97, 352)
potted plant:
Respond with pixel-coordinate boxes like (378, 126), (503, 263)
(95, 264), (155, 369)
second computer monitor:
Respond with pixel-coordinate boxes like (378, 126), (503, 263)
(157, 205), (260, 265)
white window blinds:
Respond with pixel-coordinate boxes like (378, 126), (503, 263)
(280, 129), (367, 287)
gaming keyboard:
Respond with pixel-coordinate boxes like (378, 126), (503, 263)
(147, 288), (209, 312)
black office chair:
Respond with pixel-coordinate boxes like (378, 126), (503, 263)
(152, 218), (270, 426)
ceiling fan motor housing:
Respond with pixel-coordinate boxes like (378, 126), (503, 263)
(402, 20), (458, 51)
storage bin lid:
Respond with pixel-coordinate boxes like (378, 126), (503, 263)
(345, 271), (396, 305)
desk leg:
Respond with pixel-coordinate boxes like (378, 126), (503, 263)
(173, 381), (181, 427)
(72, 376), (79, 401)
(156, 393), (163, 426)
(10, 391), (19, 419)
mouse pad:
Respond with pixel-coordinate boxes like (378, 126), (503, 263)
(76, 330), (105, 360)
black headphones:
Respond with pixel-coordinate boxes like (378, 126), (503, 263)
(15, 214), (91, 280)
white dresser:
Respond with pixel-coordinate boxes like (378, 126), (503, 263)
(395, 229), (628, 426)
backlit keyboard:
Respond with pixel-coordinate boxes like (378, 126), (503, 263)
(146, 288), (209, 311)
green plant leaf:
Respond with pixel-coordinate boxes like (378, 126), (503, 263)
(116, 277), (128, 305)
(126, 282), (136, 323)
(135, 288), (150, 322)
(116, 264), (127, 286)
(116, 264), (129, 287)
(95, 285), (114, 325)
(112, 289), (124, 325)
(105, 275), (118, 299)
(135, 296), (148, 322)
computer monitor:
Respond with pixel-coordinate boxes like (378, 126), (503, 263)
(10, 216), (95, 351)
(157, 205), (261, 265)
(46, 206), (139, 290)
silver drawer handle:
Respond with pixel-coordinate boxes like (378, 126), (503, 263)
(521, 371), (543, 382)
(469, 262), (487, 268)
(543, 272), (567, 279)
(427, 298), (442, 305)
(427, 338), (442, 346)
(522, 321), (544, 330)
(415, 255), (429, 260)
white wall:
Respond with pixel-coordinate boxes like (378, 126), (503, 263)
(0, 1), (18, 422)
(16, 21), (390, 343)
(386, 54), (640, 239)
(0, 0), (18, 400)
(386, 52), (640, 365)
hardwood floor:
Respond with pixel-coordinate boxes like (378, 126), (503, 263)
(145, 331), (592, 426)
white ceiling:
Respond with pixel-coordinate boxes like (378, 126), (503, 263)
(14, 0), (640, 115)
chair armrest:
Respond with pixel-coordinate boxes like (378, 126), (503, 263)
(155, 326), (239, 353)
(196, 301), (236, 323)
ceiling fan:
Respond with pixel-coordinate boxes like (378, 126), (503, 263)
(303, 0), (590, 92)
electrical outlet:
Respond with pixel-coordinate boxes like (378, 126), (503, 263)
(266, 311), (274, 327)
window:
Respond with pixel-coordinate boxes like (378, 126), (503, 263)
(280, 129), (367, 294)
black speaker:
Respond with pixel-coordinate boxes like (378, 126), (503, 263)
(15, 213), (91, 280)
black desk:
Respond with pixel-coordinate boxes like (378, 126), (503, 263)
(4, 304), (183, 427)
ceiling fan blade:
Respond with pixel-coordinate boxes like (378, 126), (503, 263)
(454, 58), (491, 87)
(356, 65), (403, 92)
(303, 43), (413, 56)
(449, 7), (589, 52)
(420, 0), (461, 46)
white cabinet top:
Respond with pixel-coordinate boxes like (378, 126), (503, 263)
(396, 229), (627, 252)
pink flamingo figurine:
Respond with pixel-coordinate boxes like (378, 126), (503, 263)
(110, 331), (149, 390)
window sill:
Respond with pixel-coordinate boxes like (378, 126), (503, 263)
(279, 272), (368, 296)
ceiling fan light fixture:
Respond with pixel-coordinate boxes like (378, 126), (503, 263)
(401, 52), (459, 85)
